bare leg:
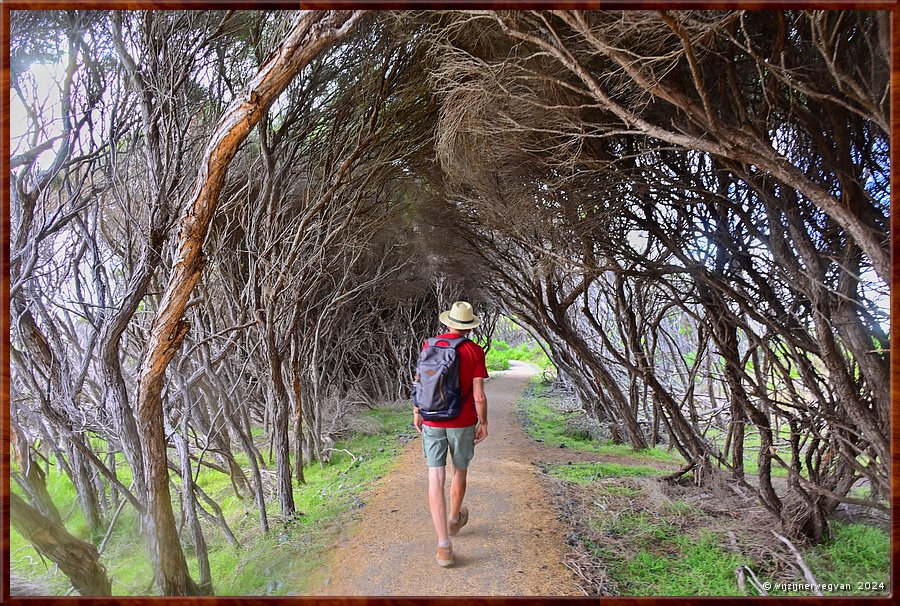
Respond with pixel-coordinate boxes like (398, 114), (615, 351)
(428, 466), (449, 544)
(449, 467), (468, 521)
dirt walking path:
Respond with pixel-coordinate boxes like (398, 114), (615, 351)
(310, 362), (582, 596)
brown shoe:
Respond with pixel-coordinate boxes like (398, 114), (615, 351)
(449, 507), (469, 536)
(436, 543), (454, 567)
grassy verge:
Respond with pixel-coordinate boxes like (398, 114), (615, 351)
(518, 379), (683, 465)
(796, 522), (890, 595)
(9, 405), (413, 596)
(518, 378), (890, 597)
(578, 480), (890, 597)
(546, 462), (668, 483)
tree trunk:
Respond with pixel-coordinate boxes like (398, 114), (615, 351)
(10, 493), (112, 596)
(100, 312), (149, 504)
(650, 398), (660, 448)
(292, 356), (307, 485)
(260, 313), (296, 516)
(710, 305), (784, 521)
(136, 364), (200, 595)
(173, 411), (213, 594)
(131, 12), (363, 592)
(107, 449), (119, 515)
(10, 418), (63, 525)
(67, 438), (103, 535)
(729, 404), (746, 480)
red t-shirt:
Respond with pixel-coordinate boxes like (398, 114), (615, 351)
(421, 333), (488, 428)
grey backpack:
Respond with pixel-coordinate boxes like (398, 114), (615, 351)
(413, 336), (469, 421)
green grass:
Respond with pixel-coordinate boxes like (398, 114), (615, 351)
(797, 522), (890, 595)
(9, 405), (413, 596)
(548, 462), (667, 483)
(583, 508), (748, 596)
(572, 485), (890, 597)
(588, 508), (677, 548)
(485, 339), (552, 372)
(589, 515), (889, 597)
(618, 532), (748, 596)
(599, 484), (642, 498)
(519, 379), (682, 465)
(524, 396), (596, 451)
(520, 379), (888, 597)
(583, 506), (750, 597)
(593, 443), (683, 464)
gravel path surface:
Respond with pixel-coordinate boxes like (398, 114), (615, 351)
(310, 361), (582, 597)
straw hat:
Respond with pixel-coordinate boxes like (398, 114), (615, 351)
(439, 301), (482, 330)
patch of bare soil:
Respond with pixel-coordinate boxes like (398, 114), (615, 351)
(307, 363), (583, 596)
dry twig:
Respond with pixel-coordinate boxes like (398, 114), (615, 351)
(772, 531), (823, 595)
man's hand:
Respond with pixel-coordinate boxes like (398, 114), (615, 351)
(475, 421), (488, 444)
(413, 409), (423, 433)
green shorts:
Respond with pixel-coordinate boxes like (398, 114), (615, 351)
(421, 424), (477, 469)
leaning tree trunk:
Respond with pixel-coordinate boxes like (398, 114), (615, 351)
(131, 10), (365, 595)
(707, 308), (747, 482)
(10, 493), (112, 596)
(703, 293), (789, 525)
(225, 388), (269, 533)
(10, 416), (63, 525)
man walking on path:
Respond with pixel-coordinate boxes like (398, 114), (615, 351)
(413, 301), (489, 568)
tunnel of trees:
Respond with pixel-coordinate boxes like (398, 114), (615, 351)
(8, 9), (890, 596)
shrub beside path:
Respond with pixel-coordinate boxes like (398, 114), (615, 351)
(310, 362), (582, 596)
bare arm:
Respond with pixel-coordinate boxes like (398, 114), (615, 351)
(473, 378), (488, 443)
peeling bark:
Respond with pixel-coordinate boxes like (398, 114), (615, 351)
(131, 11), (365, 594)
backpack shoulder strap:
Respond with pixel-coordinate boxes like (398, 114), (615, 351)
(427, 336), (469, 348)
